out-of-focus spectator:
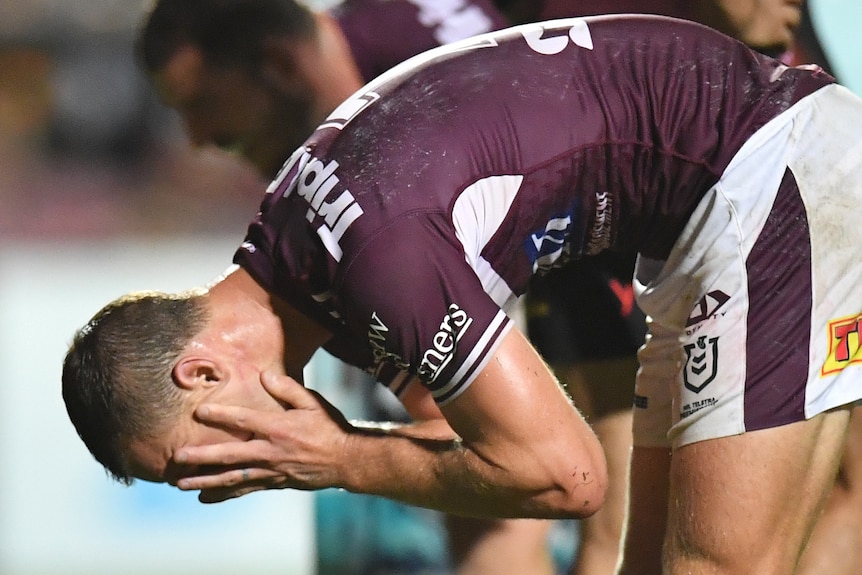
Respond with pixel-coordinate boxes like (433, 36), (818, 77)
(0, 3), (264, 239)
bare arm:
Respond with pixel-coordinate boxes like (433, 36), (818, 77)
(338, 327), (607, 517)
(175, 328), (607, 519)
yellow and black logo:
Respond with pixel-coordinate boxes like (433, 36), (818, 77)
(822, 313), (862, 376)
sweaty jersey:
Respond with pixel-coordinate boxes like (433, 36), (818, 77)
(332, 0), (508, 82)
(234, 16), (834, 404)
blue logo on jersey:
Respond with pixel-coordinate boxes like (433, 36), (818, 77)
(525, 211), (576, 274)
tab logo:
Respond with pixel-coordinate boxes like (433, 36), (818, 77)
(822, 313), (862, 376)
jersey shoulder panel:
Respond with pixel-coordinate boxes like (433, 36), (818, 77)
(337, 214), (513, 404)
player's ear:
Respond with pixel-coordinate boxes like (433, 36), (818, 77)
(173, 357), (225, 391)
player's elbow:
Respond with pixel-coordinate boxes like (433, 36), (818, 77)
(566, 450), (608, 518)
(550, 446), (608, 519)
(523, 437), (608, 519)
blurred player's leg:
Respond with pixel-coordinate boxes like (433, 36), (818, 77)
(571, 409), (631, 574)
(560, 358), (638, 575)
(445, 516), (555, 575)
(617, 445), (670, 575)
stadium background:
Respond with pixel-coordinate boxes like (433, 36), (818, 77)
(1, 1), (859, 573)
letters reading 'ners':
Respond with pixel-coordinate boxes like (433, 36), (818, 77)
(418, 303), (473, 384)
(272, 147), (364, 262)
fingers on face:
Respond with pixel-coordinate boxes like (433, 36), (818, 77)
(261, 372), (313, 406)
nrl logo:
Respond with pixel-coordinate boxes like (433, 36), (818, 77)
(683, 335), (719, 393)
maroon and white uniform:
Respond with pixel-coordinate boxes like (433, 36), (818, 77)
(332, 0), (508, 82)
(236, 16), (862, 446)
(334, 0), (651, 367)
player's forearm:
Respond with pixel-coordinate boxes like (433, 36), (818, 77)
(334, 420), (602, 519)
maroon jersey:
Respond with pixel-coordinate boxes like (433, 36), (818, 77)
(235, 16), (833, 403)
(538, 0), (687, 20)
(332, 0), (509, 82)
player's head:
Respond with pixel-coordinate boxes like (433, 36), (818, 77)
(62, 291), (209, 484)
(62, 269), (326, 485)
(62, 286), (284, 486)
(137, 0), (332, 175)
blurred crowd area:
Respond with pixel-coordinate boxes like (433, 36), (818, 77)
(0, 0), (266, 240)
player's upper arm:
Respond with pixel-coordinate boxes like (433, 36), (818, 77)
(440, 327), (609, 517)
(400, 377), (446, 421)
